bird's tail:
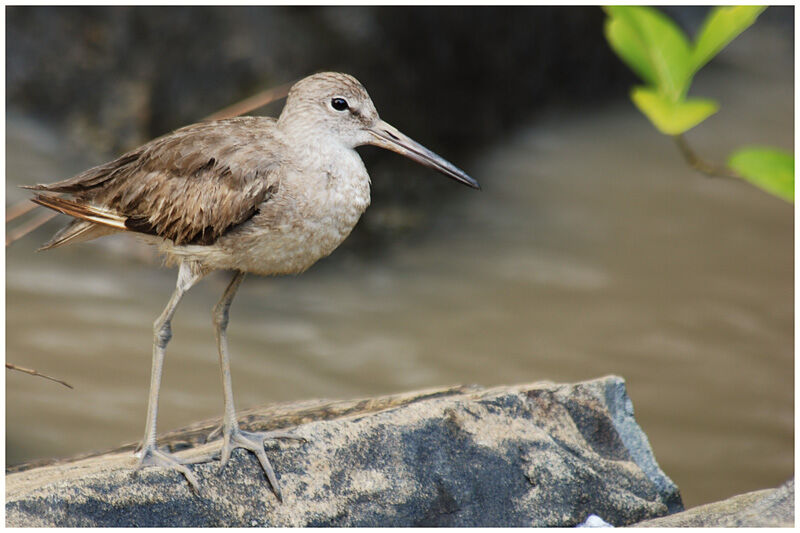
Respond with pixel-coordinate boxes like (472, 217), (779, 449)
(29, 195), (126, 250)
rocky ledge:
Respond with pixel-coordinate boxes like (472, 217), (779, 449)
(633, 478), (794, 528)
(7, 376), (682, 526)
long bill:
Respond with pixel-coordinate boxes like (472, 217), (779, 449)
(367, 120), (481, 190)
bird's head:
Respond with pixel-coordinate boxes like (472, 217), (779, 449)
(279, 72), (480, 190)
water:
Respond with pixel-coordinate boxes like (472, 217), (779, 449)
(6, 37), (793, 508)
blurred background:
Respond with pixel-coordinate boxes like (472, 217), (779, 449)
(6, 6), (793, 508)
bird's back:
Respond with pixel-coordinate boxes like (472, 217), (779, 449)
(29, 116), (285, 249)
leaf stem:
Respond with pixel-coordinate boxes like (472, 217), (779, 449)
(6, 363), (74, 389)
(672, 134), (740, 179)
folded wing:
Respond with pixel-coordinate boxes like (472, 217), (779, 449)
(27, 117), (283, 248)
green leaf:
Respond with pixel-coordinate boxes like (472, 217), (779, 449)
(728, 147), (794, 202)
(604, 13), (658, 86)
(692, 6), (766, 73)
(631, 86), (719, 135)
(604, 6), (693, 101)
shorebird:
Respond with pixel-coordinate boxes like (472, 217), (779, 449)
(25, 72), (480, 499)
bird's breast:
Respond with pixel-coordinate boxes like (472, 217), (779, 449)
(204, 149), (372, 275)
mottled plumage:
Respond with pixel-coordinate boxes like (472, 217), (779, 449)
(30, 117), (281, 247)
(27, 72), (479, 498)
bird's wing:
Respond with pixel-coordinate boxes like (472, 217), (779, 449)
(28, 117), (284, 246)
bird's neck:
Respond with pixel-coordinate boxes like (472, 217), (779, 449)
(275, 121), (352, 173)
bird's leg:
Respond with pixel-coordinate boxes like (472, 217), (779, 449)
(212, 270), (303, 501)
(136, 261), (206, 490)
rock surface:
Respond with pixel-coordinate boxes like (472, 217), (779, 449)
(634, 478), (794, 528)
(6, 376), (681, 527)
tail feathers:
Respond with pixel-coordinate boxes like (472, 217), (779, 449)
(20, 184), (49, 191)
(30, 195), (127, 229)
(38, 220), (118, 251)
(30, 194), (128, 250)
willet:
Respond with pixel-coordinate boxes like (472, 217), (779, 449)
(25, 72), (480, 499)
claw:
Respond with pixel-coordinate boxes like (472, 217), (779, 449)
(218, 428), (304, 500)
(137, 446), (201, 491)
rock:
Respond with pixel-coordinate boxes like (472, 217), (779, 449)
(6, 376), (681, 527)
(633, 478), (794, 528)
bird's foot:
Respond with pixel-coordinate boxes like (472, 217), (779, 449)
(135, 445), (201, 491)
(217, 427), (306, 501)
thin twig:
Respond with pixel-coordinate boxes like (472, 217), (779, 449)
(6, 363), (74, 389)
(6, 209), (58, 246)
(6, 199), (39, 222)
(673, 134), (740, 179)
(204, 81), (294, 121)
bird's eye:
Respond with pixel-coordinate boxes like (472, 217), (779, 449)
(331, 98), (349, 111)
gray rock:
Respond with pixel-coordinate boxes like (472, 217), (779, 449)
(6, 376), (681, 527)
(633, 478), (794, 527)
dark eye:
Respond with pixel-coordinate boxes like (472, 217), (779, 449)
(331, 98), (349, 111)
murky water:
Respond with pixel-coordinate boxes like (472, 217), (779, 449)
(6, 33), (793, 508)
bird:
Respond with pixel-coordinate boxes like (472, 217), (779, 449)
(24, 72), (480, 499)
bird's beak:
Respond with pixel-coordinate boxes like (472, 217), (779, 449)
(367, 120), (481, 190)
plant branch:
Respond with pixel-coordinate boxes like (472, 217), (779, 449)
(7, 210), (58, 246)
(6, 199), (38, 222)
(203, 81), (294, 121)
(672, 134), (740, 179)
(6, 363), (73, 389)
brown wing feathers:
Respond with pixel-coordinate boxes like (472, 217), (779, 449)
(24, 150), (144, 194)
(26, 117), (280, 247)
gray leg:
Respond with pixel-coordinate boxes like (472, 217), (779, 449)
(213, 271), (246, 438)
(212, 270), (302, 502)
(136, 261), (205, 489)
